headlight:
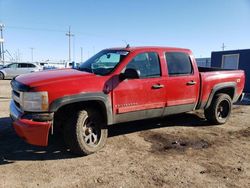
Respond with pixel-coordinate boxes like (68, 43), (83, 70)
(21, 92), (49, 112)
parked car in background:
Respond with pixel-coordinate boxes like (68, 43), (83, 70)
(0, 62), (42, 79)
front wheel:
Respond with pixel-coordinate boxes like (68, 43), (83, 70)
(0, 72), (4, 80)
(204, 94), (232, 125)
(63, 108), (108, 155)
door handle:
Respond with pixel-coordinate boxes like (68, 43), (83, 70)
(186, 81), (197, 85)
(152, 84), (164, 89)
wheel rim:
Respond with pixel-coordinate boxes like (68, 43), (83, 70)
(82, 118), (100, 147)
(217, 100), (230, 120)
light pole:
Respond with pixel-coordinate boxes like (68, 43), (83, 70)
(30, 47), (34, 62)
(222, 43), (226, 51)
(0, 23), (5, 65)
(66, 26), (74, 66)
(80, 47), (83, 62)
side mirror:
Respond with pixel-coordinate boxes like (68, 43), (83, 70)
(120, 68), (140, 80)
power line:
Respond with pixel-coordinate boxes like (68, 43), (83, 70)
(5, 49), (14, 61)
(6, 25), (66, 33)
(5, 25), (135, 43)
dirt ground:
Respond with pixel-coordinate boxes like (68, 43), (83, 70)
(0, 80), (250, 188)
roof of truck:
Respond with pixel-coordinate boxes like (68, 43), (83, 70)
(106, 46), (192, 53)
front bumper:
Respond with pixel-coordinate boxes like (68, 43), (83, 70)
(10, 100), (52, 146)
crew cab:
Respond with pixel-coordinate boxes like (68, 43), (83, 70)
(10, 46), (245, 155)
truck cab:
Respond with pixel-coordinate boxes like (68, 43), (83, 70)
(10, 46), (245, 155)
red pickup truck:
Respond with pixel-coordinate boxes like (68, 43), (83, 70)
(10, 46), (245, 155)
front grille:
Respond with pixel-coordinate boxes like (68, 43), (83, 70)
(12, 87), (22, 111)
(14, 100), (21, 109)
(13, 90), (20, 97)
(11, 79), (31, 112)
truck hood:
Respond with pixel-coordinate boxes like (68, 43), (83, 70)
(16, 69), (95, 87)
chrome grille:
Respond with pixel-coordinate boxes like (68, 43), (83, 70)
(12, 88), (22, 111)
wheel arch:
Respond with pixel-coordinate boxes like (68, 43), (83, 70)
(0, 70), (5, 79)
(50, 93), (113, 126)
(205, 82), (236, 109)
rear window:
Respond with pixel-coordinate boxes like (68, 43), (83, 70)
(165, 52), (193, 76)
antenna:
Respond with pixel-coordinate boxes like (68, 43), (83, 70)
(123, 40), (130, 48)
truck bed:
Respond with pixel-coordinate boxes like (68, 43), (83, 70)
(197, 67), (245, 109)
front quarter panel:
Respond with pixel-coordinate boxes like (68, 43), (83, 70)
(0, 70), (6, 78)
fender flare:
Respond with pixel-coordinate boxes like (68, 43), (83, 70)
(205, 82), (237, 109)
(49, 92), (113, 125)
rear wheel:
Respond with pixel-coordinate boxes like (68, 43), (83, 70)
(0, 72), (4, 80)
(63, 108), (108, 155)
(204, 94), (232, 125)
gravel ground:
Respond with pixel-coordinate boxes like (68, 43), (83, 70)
(0, 80), (250, 188)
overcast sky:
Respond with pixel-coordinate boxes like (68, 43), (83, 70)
(1, 0), (250, 62)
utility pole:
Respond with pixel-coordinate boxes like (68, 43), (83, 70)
(16, 49), (21, 62)
(66, 26), (74, 66)
(73, 35), (75, 62)
(222, 43), (226, 51)
(80, 47), (83, 62)
(30, 47), (34, 62)
(0, 23), (5, 65)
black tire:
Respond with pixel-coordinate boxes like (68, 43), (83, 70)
(0, 72), (4, 80)
(63, 108), (108, 155)
(204, 93), (232, 125)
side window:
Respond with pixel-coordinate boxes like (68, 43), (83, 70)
(27, 63), (36, 68)
(7, 63), (18, 68)
(126, 52), (161, 78)
(18, 63), (29, 68)
(165, 52), (193, 76)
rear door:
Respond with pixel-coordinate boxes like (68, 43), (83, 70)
(112, 52), (166, 123)
(17, 63), (30, 76)
(163, 51), (199, 115)
(27, 63), (37, 72)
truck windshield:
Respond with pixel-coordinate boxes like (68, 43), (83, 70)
(79, 50), (129, 75)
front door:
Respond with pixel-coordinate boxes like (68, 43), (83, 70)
(112, 52), (166, 123)
(4, 63), (18, 78)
